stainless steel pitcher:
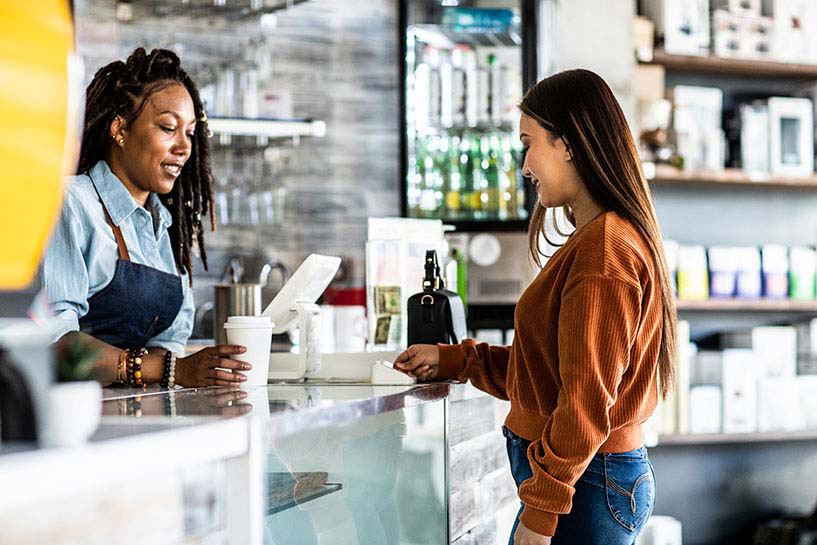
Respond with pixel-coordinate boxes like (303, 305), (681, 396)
(213, 283), (262, 345)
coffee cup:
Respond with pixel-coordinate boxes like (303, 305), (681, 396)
(223, 316), (274, 389)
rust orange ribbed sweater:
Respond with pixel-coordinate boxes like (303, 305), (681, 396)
(437, 211), (662, 536)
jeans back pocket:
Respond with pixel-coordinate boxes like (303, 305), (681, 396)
(603, 455), (654, 532)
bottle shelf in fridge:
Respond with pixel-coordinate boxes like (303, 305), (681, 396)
(647, 164), (817, 190)
(208, 117), (326, 138)
(136, 0), (311, 20)
(641, 49), (817, 80)
(409, 23), (521, 48)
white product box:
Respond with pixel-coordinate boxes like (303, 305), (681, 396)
(795, 318), (817, 374)
(712, 9), (772, 59)
(757, 377), (803, 431)
(643, 0), (711, 56)
(797, 375), (817, 428)
(767, 97), (814, 177)
(671, 86), (725, 171)
(763, 0), (817, 63)
(712, 0), (762, 14)
(708, 246), (738, 298)
(739, 102), (769, 172)
(689, 385), (723, 433)
(693, 351), (723, 385)
(722, 349), (758, 433)
(752, 326), (797, 378)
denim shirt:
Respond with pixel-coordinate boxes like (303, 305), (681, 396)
(38, 160), (194, 355)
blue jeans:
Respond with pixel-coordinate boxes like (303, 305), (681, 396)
(504, 426), (655, 545)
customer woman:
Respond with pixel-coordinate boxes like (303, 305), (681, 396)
(395, 69), (675, 545)
(40, 47), (250, 389)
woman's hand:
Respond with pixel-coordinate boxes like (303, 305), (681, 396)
(513, 521), (552, 545)
(175, 345), (250, 387)
(394, 344), (440, 381)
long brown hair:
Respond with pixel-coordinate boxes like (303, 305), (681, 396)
(520, 69), (677, 397)
(78, 47), (214, 285)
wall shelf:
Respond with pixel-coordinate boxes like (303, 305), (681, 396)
(208, 117), (326, 139)
(676, 299), (817, 313)
(642, 49), (817, 80)
(648, 164), (817, 190)
(657, 429), (817, 446)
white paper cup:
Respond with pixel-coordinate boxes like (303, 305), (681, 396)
(223, 316), (274, 389)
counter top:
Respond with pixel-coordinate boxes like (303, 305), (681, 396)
(103, 382), (452, 438)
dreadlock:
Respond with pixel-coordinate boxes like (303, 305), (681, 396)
(77, 47), (215, 286)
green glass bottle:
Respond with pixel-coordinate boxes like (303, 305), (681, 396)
(444, 133), (462, 220)
(483, 132), (502, 219)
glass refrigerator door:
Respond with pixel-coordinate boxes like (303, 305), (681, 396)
(401, 0), (536, 230)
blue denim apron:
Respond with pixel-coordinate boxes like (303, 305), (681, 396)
(503, 425), (655, 545)
(78, 180), (183, 350)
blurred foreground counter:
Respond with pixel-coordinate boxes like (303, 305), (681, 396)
(1, 381), (516, 545)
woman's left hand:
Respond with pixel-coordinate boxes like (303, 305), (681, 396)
(513, 521), (552, 545)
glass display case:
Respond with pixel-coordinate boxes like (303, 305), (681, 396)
(263, 390), (447, 545)
(400, 0), (539, 231)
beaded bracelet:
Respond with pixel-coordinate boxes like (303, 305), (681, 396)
(125, 347), (148, 388)
(160, 350), (177, 389)
(127, 395), (143, 418)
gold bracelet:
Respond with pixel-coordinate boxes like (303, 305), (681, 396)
(117, 351), (127, 383)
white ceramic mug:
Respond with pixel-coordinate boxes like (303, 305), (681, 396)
(223, 316), (273, 389)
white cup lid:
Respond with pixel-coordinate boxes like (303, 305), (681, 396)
(224, 316), (274, 328)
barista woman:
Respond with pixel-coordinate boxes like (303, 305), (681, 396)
(396, 70), (676, 545)
(40, 48), (250, 389)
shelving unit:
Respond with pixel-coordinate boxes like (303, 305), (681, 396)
(642, 49), (817, 80)
(208, 117), (327, 139)
(648, 164), (817, 190)
(676, 299), (817, 313)
(657, 429), (817, 446)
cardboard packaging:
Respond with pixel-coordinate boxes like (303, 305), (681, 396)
(789, 246), (817, 300)
(761, 244), (789, 298)
(670, 86), (724, 171)
(757, 377), (803, 431)
(708, 246), (738, 298)
(642, 0), (711, 56)
(767, 97), (814, 177)
(752, 326), (797, 378)
(689, 385), (723, 433)
(721, 349), (758, 433)
(678, 245), (709, 301)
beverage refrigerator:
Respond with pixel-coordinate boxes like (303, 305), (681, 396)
(399, 0), (539, 232)
(398, 0), (541, 335)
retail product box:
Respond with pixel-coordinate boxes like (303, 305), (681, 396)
(670, 86), (724, 171)
(633, 16), (656, 62)
(642, 0), (711, 56)
(757, 377), (803, 431)
(761, 244), (788, 298)
(767, 97), (814, 177)
(692, 350), (723, 384)
(677, 245), (709, 301)
(789, 246), (817, 300)
(735, 247), (762, 298)
(752, 326), (797, 378)
(721, 349), (758, 433)
(689, 385), (723, 434)
(635, 65), (665, 102)
(797, 375), (817, 428)
(712, 0), (762, 14)
(708, 247), (738, 298)
(796, 318), (817, 374)
(763, 0), (817, 63)
(712, 9), (772, 59)
(738, 101), (769, 173)
(662, 321), (693, 434)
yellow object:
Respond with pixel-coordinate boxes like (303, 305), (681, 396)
(0, 2), (78, 288)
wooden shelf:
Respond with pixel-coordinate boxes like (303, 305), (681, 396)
(657, 429), (817, 446)
(648, 164), (817, 190)
(642, 50), (817, 80)
(676, 299), (817, 313)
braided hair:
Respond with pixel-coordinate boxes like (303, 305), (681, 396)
(77, 47), (214, 285)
